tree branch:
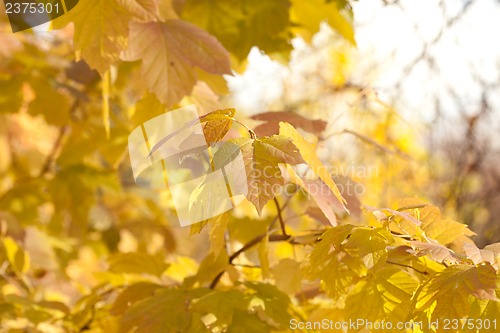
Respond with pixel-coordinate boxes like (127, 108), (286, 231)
(273, 197), (287, 236)
(39, 125), (69, 177)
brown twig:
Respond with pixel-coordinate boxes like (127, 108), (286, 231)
(342, 128), (411, 160)
(210, 194), (296, 289)
(0, 125), (69, 204)
(386, 260), (429, 275)
(273, 197), (287, 236)
(39, 125), (69, 177)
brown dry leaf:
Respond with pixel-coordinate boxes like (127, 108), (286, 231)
(251, 111), (327, 137)
(464, 243), (500, 269)
(410, 240), (460, 264)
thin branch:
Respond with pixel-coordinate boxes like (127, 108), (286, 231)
(39, 125), (69, 177)
(386, 260), (429, 275)
(209, 186), (313, 289)
(228, 233), (267, 264)
(209, 271), (225, 289)
(232, 263), (261, 268)
(231, 118), (256, 140)
(397, 204), (428, 211)
(0, 125), (69, 204)
(342, 128), (411, 159)
(0, 262), (28, 297)
(210, 194), (296, 289)
(273, 197), (287, 236)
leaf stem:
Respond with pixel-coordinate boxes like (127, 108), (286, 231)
(231, 118), (256, 139)
(386, 260), (429, 275)
(39, 125), (69, 177)
(273, 197), (287, 236)
(210, 193), (296, 289)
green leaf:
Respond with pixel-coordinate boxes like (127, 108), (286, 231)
(123, 19), (231, 106)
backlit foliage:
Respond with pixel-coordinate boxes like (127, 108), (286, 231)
(0, 1), (498, 332)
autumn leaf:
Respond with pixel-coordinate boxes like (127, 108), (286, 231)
(415, 264), (499, 320)
(279, 122), (346, 208)
(200, 108), (235, 143)
(181, 0), (243, 44)
(111, 282), (162, 315)
(184, 251), (229, 287)
(123, 19), (231, 106)
(191, 289), (249, 327)
(300, 177), (339, 226)
(397, 199), (475, 244)
(258, 230), (270, 278)
(53, 0), (133, 73)
(345, 266), (419, 323)
(213, 136), (304, 213)
(251, 111), (327, 137)
(464, 242), (500, 269)
(245, 281), (292, 328)
(410, 240), (461, 264)
(0, 74), (24, 113)
(290, 0), (356, 44)
(182, 0), (291, 60)
(271, 259), (302, 294)
(119, 288), (194, 333)
(107, 252), (169, 277)
(2, 0), (500, 330)
(308, 225), (368, 298)
(344, 227), (394, 258)
(208, 213), (230, 256)
(1, 237), (30, 274)
(116, 0), (162, 21)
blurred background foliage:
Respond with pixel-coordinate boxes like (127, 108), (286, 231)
(0, 0), (499, 331)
